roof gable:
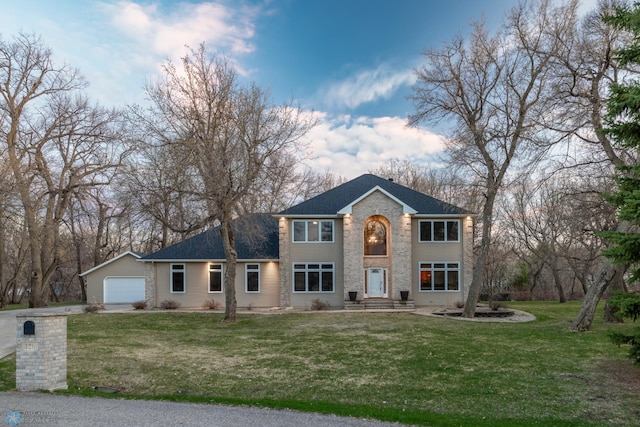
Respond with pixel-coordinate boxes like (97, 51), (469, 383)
(142, 214), (278, 261)
(80, 251), (144, 277)
(337, 185), (417, 215)
(279, 174), (470, 216)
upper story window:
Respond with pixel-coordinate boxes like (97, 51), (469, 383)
(170, 263), (185, 293)
(292, 220), (333, 242)
(419, 220), (459, 242)
(364, 219), (387, 256)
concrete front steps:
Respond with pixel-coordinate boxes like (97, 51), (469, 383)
(344, 298), (415, 311)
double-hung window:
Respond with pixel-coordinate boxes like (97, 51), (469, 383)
(209, 264), (223, 293)
(293, 263), (334, 292)
(245, 264), (260, 293)
(419, 262), (459, 291)
(171, 264), (185, 293)
(419, 220), (459, 242)
(292, 220), (333, 242)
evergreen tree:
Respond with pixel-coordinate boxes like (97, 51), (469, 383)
(600, 3), (640, 284)
(601, 3), (640, 363)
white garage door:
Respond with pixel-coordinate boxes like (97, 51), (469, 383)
(103, 277), (145, 303)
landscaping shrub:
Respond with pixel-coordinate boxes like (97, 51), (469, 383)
(131, 300), (147, 310)
(203, 299), (220, 310)
(84, 302), (104, 313)
(489, 301), (506, 311)
(160, 300), (180, 310)
(310, 299), (329, 310)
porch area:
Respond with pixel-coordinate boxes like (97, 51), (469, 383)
(343, 298), (415, 310)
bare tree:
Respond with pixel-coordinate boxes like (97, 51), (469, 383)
(549, 0), (637, 330)
(121, 137), (207, 250)
(0, 33), (129, 307)
(369, 158), (482, 211)
(409, 0), (579, 317)
(140, 45), (315, 322)
(67, 181), (131, 302)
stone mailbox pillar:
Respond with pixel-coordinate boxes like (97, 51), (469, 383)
(16, 313), (68, 391)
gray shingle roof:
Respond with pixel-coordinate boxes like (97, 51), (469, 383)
(142, 174), (471, 261)
(141, 214), (278, 261)
(278, 173), (470, 216)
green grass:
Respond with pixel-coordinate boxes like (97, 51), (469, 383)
(1, 301), (639, 426)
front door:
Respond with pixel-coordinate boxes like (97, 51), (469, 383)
(367, 268), (386, 298)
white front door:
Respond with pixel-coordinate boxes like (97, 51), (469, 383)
(367, 268), (386, 298)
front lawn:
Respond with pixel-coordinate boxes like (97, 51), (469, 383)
(1, 301), (638, 426)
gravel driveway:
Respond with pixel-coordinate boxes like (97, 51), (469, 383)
(0, 392), (404, 427)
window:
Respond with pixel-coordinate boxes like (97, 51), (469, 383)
(209, 264), (223, 293)
(364, 219), (387, 256)
(245, 264), (260, 293)
(419, 262), (459, 291)
(419, 220), (459, 242)
(171, 264), (185, 293)
(292, 220), (334, 242)
(293, 263), (334, 292)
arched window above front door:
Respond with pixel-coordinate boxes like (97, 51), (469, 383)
(364, 219), (387, 256)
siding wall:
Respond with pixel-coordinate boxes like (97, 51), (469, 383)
(410, 216), (473, 306)
(278, 217), (345, 309)
(151, 261), (280, 309)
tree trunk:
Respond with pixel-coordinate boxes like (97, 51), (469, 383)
(570, 259), (620, 331)
(28, 269), (44, 308)
(603, 264), (627, 322)
(463, 187), (496, 318)
(550, 258), (567, 303)
(49, 282), (60, 302)
(572, 221), (630, 330)
(68, 203), (88, 303)
(220, 219), (238, 323)
(603, 300), (624, 323)
(94, 202), (107, 266)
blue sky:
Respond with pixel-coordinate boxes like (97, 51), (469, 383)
(0, 0), (594, 178)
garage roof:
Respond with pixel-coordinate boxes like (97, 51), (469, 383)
(80, 251), (145, 277)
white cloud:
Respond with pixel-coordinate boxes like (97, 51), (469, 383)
(102, 1), (257, 59)
(320, 64), (416, 110)
(304, 113), (446, 179)
(77, 1), (261, 106)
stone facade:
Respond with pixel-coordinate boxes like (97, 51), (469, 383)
(462, 215), (474, 302)
(278, 217), (291, 307)
(16, 313), (67, 391)
(343, 190), (412, 301)
(144, 263), (156, 308)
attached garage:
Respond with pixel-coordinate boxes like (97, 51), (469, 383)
(103, 277), (145, 303)
(81, 252), (146, 304)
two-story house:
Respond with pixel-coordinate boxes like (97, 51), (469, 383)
(83, 174), (474, 309)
